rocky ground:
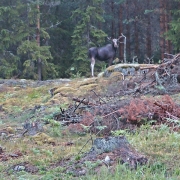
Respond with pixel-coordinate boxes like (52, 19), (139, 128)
(0, 60), (180, 178)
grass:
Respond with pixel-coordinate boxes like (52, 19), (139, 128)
(0, 86), (51, 113)
(0, 123), (177, 180)
(0, 82), (180, 179)
(0, 133), (92, 179)
(77, 124), (180, 180)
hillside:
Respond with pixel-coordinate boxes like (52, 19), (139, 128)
(0, 63), (180, 179)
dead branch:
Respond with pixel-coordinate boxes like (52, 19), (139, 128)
(72, 97), (95, 106)
(139, 65), (159, 70)
(91, 90), (107, 104)
(155, 71), (167, 93)
(72, 98), (85, 113)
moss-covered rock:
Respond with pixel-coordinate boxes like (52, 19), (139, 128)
(79, 83), (98, 92)
(54, 87), (77, 95)
(77, 78), (98, 87)
(109, 71), (124, 82)
(32, 132), (55, 145)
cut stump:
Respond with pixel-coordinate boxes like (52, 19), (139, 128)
(84, 136), (148, 169)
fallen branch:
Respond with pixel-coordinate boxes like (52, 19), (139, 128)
(155, 71), (167, 93)
(72, 97), (95, 106)
(72, 98), (85, 113)
(139, 65), (159, 70)
(91, 90), (106, 104)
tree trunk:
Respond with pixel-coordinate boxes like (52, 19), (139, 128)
(119, 3), (124, 61)
(134, 20), (139, 58)
(111, 0), (115, 38)
(146, 0), (152, 58)
(37, 0), (41, 80)
(164, 0), (172, 54)
(126, 0), (131, 61)
(159, 0), (165, 61)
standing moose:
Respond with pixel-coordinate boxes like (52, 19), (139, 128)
(88, 36), (121, 77)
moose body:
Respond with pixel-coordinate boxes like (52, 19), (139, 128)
(88, 37), (120, 77)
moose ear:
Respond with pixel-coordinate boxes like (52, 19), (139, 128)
(107, 37), (112, 41)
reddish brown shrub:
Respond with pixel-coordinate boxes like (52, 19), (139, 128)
(153, 95), (180, 121)
(118, 95), (180, 128)
(118, 98), (154, 123)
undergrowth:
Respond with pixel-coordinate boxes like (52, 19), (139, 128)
(0, 82), (180, 179)
(20, 123), (179, 180)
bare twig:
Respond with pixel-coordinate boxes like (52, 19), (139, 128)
(72, 98), (85, 113)
(102, 109), (120, 118)
(91, 90), (106, 104)
(78, 133), (93, 155)
(72, 97), (95, 106)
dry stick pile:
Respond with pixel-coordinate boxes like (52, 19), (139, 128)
(54, 53), (180, 133)
(50, 54), (180, 176)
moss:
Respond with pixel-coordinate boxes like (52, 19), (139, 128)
(54, 87), (77, 95)
(106, 64), (140, 72)
(32, 132), (55, 145)
(46, 98), (61, 105)
(109, 72), (124, 81)
(79, 83), (98, 91)
(77, 78), (98, 87)
(3, 98), (19, 106)
(6, 126), (14, 134)
(106, 66), (115, 72)
(47, 95), (69, 105)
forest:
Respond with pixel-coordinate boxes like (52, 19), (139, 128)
(1, 1), (180, 179)
(0, 0), (180, 80)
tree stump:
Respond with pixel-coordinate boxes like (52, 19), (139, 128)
(84, 136), (148, 169)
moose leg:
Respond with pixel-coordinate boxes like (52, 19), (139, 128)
(91, 57), (95, 77)
(108, 58), (113, 66)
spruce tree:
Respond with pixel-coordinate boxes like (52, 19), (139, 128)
(0, 0), (24, 78)
(17, 0), (55, 80)
(71, 0), (107, 77)
(167, 0), (180, 52)
(0, 0), (56, 80)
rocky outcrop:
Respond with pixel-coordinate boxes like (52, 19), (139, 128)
(0, 78), (71, 88)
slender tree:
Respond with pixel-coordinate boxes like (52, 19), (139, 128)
(159, 0), (166, 60)
(119, 2), (124, 61)
(37, 0), (41, 80)
(146, 0), (152, 58)
(110, 0), (115, 38)
(125, 0), (131, 60)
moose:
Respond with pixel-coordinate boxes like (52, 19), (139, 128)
(88, 36), (122, 77)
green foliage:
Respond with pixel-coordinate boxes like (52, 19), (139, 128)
(0, 0), (59, 79)
(66, 60), (91, 77)
(17, 40), (57, 79)
(111, 129), (127, 136)
(84, 160), (102, 169)
(71, 0), (107, 76)
(144, 9), (154, 15)
(0, 52), (20, 78)
(96, 125), (107, 131)
(166, 117), (180, 127)
(166, 0), (180, 51)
